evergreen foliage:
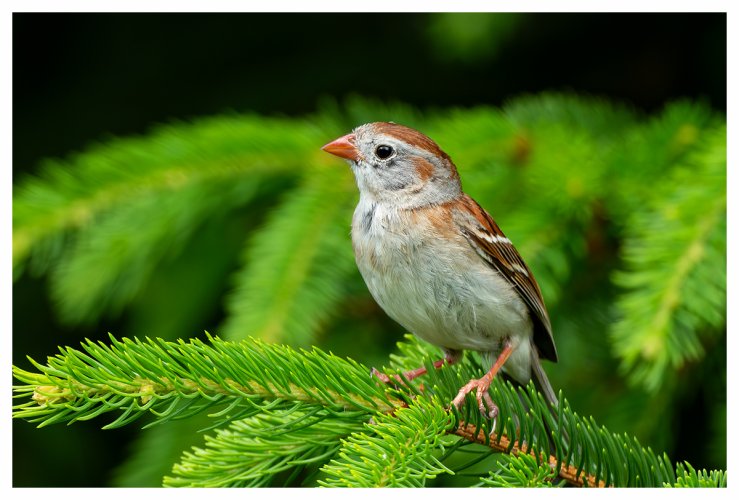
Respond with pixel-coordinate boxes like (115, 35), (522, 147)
(221, 170), (358, 345)
(668, 463), (727, 488)
(479, 453), (560, 487)
(611, 126), (726, 391)
(319, 397), (455, 487)
(165, 407), (366, 487)
(12, 94), (726, 486)
(12, 334), (724, 487)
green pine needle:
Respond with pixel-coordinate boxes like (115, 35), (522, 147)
(221, 169), (358, 345)
(12, 334), (401, 430)
(165, 406), (366, 487)
(14, 115), (326, 273)
(480, 453), (561, 487)
(611, 126), (726, 391)
(12, 93), (726, 487)
(12, 334), (724, 487)
(667, 462), (727, 488)
(319, 397), (455, 487)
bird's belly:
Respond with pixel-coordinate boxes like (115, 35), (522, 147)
(352, 209), (532, 353)
(363, 264), (527, 351)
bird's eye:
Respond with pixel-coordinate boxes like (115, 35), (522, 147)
(374, 145), (395, 160)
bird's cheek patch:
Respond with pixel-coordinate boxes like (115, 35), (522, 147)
(412, 157), (436, 182)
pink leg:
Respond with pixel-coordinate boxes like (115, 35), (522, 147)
(372, 349), (461, 385)
(451, 341), (514, 418)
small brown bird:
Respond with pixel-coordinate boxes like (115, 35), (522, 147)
(322, 122), (558, 417)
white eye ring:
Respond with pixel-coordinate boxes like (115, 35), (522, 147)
(374, 145), (395, 160)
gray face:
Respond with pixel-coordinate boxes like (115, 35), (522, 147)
(349, 123), (462, 209)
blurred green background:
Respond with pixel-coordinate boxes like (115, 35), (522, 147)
(12, 13), (726, 487)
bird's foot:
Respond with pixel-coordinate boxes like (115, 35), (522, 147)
(370, 367), (405, 386)
(450, 341), (513, 420)
(451, 376), (499, 420)
(371, 358), (448, 387)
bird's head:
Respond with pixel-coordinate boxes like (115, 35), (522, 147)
(322, 122), (462, 208)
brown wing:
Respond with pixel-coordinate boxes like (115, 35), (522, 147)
(454, 195), (558, 362)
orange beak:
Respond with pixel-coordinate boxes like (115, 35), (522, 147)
(321, 133), (359, 162)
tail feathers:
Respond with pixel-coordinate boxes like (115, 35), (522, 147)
(531, 350), (558, 408)
(499, 350), (561, 454)
(487, 348), (563, 452)
(530, 349), (568, 452)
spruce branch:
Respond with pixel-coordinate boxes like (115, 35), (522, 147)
(13, 335), (401, 430)
(479, 453), (560, 487)
(165, 406), (366, 487)
(13, 115), (328, 274)
(221, 168), (358, 344)
(454, 422), (599, 487)
(667, 463), (727, 488)
(48, 180), (263, 324)
(611, 126), (726, 391)
(604, 100), (719, 220)
(13, 335), (721, 487)
(443, 380), (672, 487)
(501, 92), (639, 141)
(11, 94), (726, 487)
(319, 397), (455, 487)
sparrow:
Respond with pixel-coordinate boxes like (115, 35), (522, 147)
(321, 122), (558, 418)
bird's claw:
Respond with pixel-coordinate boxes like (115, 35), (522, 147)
(451, 377), (499, 420)
(479, 390), (498, 420)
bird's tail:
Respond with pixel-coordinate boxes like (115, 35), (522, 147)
(530, 349), (568, 454)
(500, 350), (562, 454)
(530, 349), (558, 408)
(487, 345), (564, 455)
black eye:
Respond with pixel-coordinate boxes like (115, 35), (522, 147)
(374, 145), (394, 160)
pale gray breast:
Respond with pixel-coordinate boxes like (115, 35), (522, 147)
(350, 200), (532, 353)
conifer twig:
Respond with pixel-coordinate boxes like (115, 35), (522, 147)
(11, 335), (716, 487)
(453, 422), (605, 487)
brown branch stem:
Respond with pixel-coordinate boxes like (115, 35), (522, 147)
(453, 422), (606, 488)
